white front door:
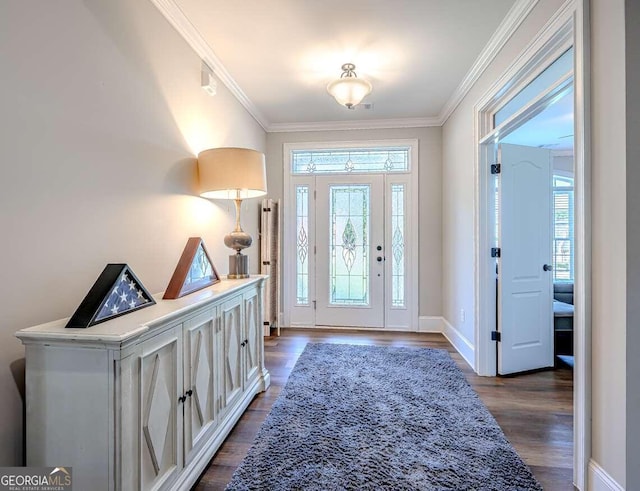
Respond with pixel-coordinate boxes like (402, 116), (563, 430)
(284, 141), (418, 330)
(315, 175), (385, 327)
(498, 143), (554, 374)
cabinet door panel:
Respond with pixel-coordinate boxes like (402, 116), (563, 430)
(139, 327), (182, 491)
(244, 290), (261, 385)
(184, 308), (217, 463)
(222, 295), (243, 410)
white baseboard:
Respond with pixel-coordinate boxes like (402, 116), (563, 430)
(416, 317), (475, 370)
(418, 316), (445, 332)
(282, 316), (477, 372)
(283, 324), (413, 332)
(588, 460), (624, 491)
(441, 318), (475, 369)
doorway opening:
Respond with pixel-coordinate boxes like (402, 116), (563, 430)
(282, 140), (419, 330)
(489, 60), (574, 375)
(474, 6), (589, 489)
(496, 85), (575, 374)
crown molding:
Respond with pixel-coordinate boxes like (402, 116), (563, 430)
(152, 0), (538, 133)
(438, 0), (539, 125)
(267, 117), (441, 133)
(149, 0), (269, 131)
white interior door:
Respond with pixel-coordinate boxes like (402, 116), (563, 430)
(315, 175), (384, 327)
(498, 143), (554, 374)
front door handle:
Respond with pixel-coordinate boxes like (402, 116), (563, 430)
(543, 264), (553, 272)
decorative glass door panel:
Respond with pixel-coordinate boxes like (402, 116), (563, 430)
(296, 185), (310, 305)
(329, 185), (370, 306)
(316, 175), (384, 327)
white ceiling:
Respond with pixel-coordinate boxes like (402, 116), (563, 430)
(171, 0), (518, 128)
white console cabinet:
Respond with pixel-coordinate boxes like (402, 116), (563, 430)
(16, 276), (269, 491)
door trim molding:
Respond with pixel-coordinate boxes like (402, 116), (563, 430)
(473, 1), (590, 488)
(282, 139), (419, 330)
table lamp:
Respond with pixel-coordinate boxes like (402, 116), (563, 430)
(197, 147), (267, 278)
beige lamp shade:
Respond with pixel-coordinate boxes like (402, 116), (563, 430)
(197, 147), (267, 199)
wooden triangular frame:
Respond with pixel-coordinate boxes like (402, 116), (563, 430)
(66, 264), (156, 329)
(163, 237), (220, 299)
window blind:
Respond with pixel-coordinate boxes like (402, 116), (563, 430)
(552, 176), (574, 281)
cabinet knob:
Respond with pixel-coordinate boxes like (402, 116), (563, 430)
(178, 395), (186, 404)
(186, 389), (193, 397)
(241, 341), (246, 347)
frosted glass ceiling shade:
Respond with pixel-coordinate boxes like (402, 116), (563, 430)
(327, 63), (372, 109)
(197, 147), (267, 199)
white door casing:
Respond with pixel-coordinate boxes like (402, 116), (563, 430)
(283, 140), (419, 331)
(385, 174), (414, 329)
(498, 143), (554, 374)
(288, 176), (316, 327)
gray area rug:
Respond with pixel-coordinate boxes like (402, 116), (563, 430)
(226, 343), (542, 490)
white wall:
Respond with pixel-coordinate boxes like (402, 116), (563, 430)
(1, 0), (633, 483)
(266, 127), (442, 318)
(590, 0), (627, 486)
(626, 0), (640, 487)
(0, 0), (265, 465)
(443, 0), (628, 486)
(442, 0), (568, 344)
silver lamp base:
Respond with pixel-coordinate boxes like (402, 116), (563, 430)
(223, 198), (252, 279)
(228, 253), (249, 279)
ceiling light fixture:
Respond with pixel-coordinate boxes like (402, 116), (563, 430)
(327, 63), (372, 109)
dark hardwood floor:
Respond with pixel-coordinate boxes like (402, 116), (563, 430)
(194, 329), (574, 490)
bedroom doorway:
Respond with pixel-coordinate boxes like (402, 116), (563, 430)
(478, 40), (576, 373)
(475, 7), (588, 488)
(282, 141), (418, 330)
(494, 86), (576, 376)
